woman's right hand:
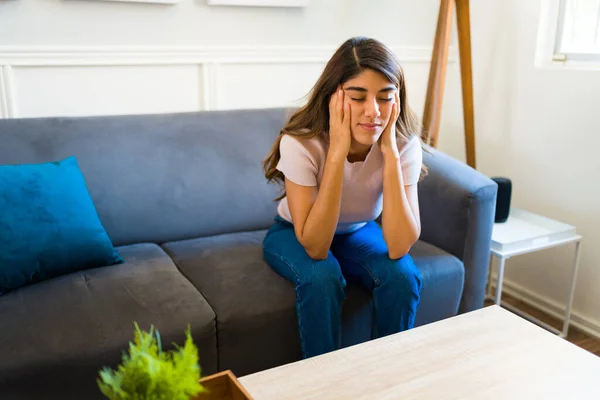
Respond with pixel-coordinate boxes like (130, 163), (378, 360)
(328, 86), (352, 161)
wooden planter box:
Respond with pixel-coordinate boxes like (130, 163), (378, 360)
(194, 370), (253, 400)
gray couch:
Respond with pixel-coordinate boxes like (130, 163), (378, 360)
(0, 108), (497, 399)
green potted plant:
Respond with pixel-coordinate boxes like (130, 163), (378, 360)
(97, 323), (252, 400)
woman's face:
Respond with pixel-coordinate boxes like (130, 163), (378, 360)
(342, 69), (397, 147)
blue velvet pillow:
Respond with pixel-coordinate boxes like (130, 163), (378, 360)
(0, 156), (124, 295)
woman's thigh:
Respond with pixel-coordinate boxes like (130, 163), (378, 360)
(330, 221), (421, 290)
(263, 218), (346, 287)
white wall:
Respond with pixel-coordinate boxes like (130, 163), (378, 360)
(0, 0), (439, 47)
(459, 0), (600, 336)
(0, 0), (463, 123)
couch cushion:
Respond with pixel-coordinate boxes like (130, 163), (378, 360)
(162, 230), (300, 377)
(0, 243), (217, 400)
(0, 156), (123, 295)
(412, 240), (465, 326)
(341, 240), (465, 342)
(162, 230), (465, 377)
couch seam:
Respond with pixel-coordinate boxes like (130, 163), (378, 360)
(159, 244), (220, 372)
(459, 182), (496, 313)
(458, 190), (473, 314)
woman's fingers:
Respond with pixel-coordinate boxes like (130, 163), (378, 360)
(343, 102), (350, 129)
(329, 88), (338, 117)
(395, 90), (400, 121)
(330, 87), (346, 124)
(338, 90), (345, 123)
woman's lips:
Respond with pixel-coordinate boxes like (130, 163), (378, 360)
(359, 123), (380, 131)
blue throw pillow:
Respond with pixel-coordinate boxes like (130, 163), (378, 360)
(0, 156), (124, 295)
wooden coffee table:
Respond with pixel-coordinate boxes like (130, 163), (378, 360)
(239, 305), (600, 399)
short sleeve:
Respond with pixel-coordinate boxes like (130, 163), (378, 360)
(276, 134), (318, 186)
(398, 136), (423, 186)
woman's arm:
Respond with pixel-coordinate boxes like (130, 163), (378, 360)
(381, 152), (421, 259)
(286, 89), (351, 260)
(380, 92), (421, 259)
(286, 152), (345, 260)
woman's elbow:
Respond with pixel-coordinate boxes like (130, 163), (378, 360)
(299, 239), (328, 260)
(306, 247), (328, 260)
(388, 248), (410, 260)
(387, 235), (419, 260)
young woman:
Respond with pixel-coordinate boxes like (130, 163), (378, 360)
(262, 36), (425, 359)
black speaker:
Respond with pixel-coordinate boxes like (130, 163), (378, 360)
(492, 177), (512, 223)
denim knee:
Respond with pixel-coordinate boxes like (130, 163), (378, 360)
(381, 255), (422, 297)
(299, 257), (347, 293)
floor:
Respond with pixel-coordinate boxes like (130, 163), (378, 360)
(484, 293), (600, 357)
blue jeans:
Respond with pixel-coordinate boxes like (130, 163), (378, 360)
(262, 215), (422, 359)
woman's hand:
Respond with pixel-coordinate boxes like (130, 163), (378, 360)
(328, 86), (352, 161)
(379, 90), (400, 157)
(287, 86), (350, 260)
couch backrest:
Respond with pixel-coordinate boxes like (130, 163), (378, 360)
(0, 108), (290, 246)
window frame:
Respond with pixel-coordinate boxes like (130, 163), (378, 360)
(553, 0), (600, 62)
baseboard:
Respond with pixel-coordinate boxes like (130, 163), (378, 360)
(491, 276), (600, 340)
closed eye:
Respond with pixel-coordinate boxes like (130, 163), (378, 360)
(351, 98), (394, 102)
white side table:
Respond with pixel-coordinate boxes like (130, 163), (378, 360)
(486, 208), (582, 338)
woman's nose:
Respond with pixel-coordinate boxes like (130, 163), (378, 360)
(364, 98), (380, 118)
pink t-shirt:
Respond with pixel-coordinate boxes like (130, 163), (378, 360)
(275, 133), (423, 233)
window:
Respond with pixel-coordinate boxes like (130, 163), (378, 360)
(554, 0), (600, 60)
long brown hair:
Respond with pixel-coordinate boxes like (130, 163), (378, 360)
(263, 36), (425, 200)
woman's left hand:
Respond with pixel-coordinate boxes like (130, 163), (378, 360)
(379, 90), (400, 157)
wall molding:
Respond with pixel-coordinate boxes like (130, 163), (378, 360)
(491, 275), (600, 340)
(0, 45), (458, 119)
(0, 45), (458, 66)
(0, 67), (6, 119)
(0, 66), (15, 118)
(201, 63), (219, 111)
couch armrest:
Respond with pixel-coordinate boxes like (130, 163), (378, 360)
(418, 148), (498, 314)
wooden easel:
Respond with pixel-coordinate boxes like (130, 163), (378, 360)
(421, 0), (476, 169)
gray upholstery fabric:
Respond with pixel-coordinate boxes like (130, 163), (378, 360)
(162, 230), (301, 377)
(0, 243), (217, 400)
(418, 148), (497, 314)
(0, 109), (287, 246)
(339, 240), (465, 346)
(162, 229), (464, 377)
(412, 240), (465, 327)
